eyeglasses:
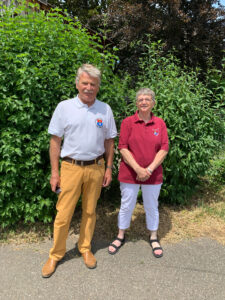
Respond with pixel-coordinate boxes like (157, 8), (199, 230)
(137, 97), (153, 103)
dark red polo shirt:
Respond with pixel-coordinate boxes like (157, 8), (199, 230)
(118, 111), (169, 184)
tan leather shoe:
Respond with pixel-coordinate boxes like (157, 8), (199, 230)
(42, 258), (58, 278)
(82, 251), (97, 269)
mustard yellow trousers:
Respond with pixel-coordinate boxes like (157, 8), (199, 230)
(49, 159), (105, 261)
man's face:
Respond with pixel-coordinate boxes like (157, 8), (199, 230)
(76, 72), (99, 106)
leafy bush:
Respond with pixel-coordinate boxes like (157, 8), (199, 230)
(0, 2), (122, 227)
(206, 149), (225, 187)
(1, 2), (224, 228)
(118, 40), (225, 204)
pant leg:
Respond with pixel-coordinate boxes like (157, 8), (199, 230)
(49, 161), (84, 261)
(78, 159), (105, 254)
(118, 182), (140, 230)
(141, 184), (162, 231)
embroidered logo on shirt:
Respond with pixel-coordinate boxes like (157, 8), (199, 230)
(153, 128), (159, 136)
(96, 118), (103, 128)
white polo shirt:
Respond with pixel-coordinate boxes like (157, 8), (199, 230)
(48, 96), (117, 160)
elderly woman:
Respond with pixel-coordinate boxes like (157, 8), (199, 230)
(108, 88), (169, 258)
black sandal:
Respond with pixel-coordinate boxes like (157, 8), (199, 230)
(149, 238), (163, 258)
(108, 236), (125, 255)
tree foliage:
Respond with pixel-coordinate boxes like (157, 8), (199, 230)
(47, 0), (109, 24)
(57, 0), (225, 76)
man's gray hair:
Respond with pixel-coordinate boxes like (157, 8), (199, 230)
(136, 88), (155, 102)
(76, 64), (101, 85)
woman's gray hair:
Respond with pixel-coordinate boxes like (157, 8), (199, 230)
(136, 88), (155, 102)
(76, 64), (101, 85)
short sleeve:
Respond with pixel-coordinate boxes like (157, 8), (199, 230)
(160, 120), (169, 151)
(105, 106), (117, 139)
(118, 118), (131, 150)
(48, 104), (64, 137)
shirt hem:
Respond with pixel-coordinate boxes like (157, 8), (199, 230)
(118, 179), (163, 185)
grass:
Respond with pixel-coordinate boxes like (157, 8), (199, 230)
(0, 223), (52, 244)
(94, 178), (225, 245)
(0, 178), (224, 246)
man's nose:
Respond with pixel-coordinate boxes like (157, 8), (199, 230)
(87, 83), (93, 89)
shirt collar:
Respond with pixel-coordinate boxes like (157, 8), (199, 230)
(74, 95), (97, 109)
(134, 111), (155, 124)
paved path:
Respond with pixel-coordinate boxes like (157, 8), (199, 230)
(0, 237), (225, 300)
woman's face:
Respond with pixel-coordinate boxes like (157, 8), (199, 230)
(136, 94), (154, 114)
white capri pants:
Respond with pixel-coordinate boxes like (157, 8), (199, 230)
(118, 182), (162, 231)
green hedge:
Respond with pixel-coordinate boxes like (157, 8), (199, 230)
(119, 41), (225, 203)
(0, 2), (122, 227)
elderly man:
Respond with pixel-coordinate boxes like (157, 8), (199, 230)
(42, 64), (117, 277)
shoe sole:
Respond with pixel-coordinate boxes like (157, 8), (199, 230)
(41, 270), (55, 278)
(85, 263), (97, 269)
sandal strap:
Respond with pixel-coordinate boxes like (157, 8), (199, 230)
(109, 243), (119, 250)
(152, 247), (162, 251)
(108, 236), (125, 251)
(115, 236), (125, 243)
(149, 239), (160, 245)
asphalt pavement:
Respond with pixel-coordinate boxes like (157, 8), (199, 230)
(0, 236), (225, 300)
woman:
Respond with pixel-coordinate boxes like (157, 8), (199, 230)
(108, 88), (169, 258)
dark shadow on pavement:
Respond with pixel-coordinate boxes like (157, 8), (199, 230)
(60, 197), (172, 264)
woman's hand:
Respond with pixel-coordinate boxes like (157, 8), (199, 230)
(136, 167), (151, 182)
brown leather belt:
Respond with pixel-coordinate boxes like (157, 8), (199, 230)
(62, 155), (104, 166)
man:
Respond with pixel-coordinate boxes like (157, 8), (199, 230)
(42, 64), (117, 278)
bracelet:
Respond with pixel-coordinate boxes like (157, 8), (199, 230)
(106, 165), (113, 169)
(147, 167), (153, 174)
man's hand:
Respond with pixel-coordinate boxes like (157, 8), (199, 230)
(102, 168), (112, 187)
(136, 167), (151, 182)
(104, 138), (114, 187)
(50, 174), (60, 192)
(49, 135), (62, 192)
